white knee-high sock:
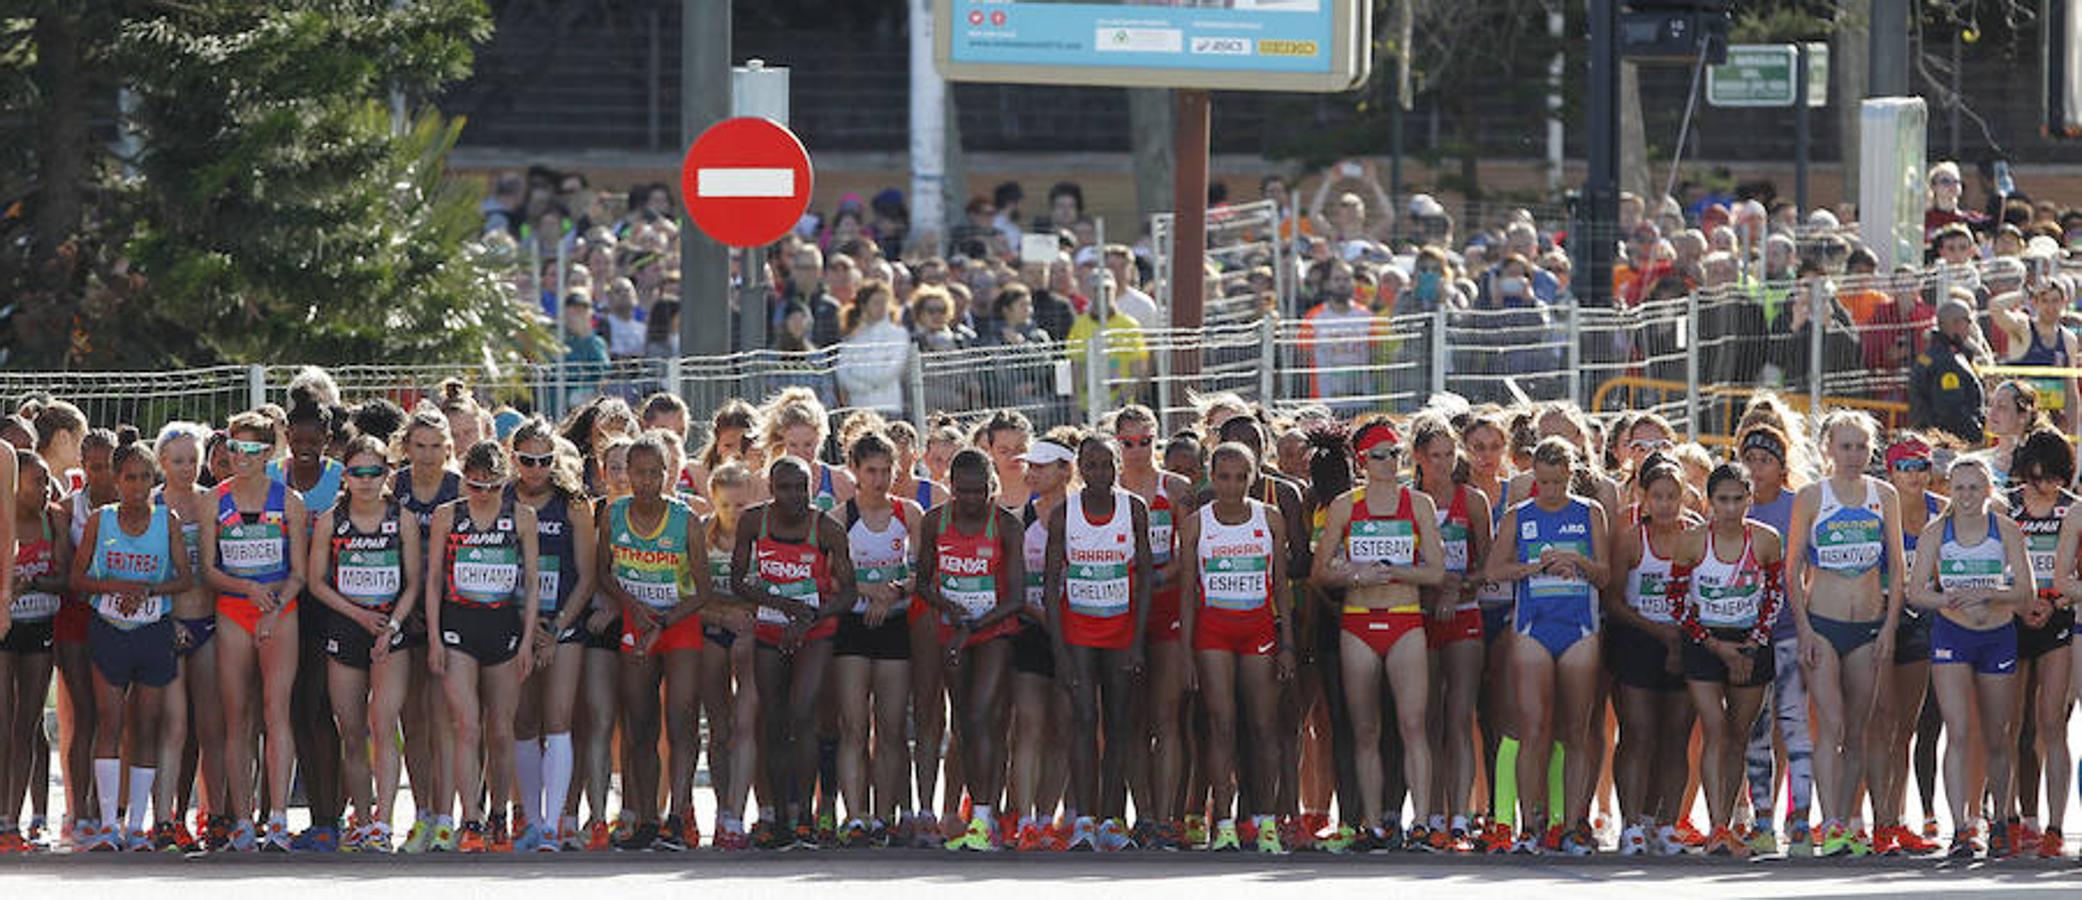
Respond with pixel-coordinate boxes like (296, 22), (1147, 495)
(514, 740), (543, 825)
(126, 768), (156, 831)
(94, 759), (122, 830)
(541, 733), (574, 829)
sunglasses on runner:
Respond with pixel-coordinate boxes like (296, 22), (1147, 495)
(1892, 459), (1930, 473)
(1629, 438), (1674, 452)
(344, 465), (388, 480)
(1115, 435), (1154, 448)
(229, 439), (272, 456)
(465, 477), (506, 492)
(516, 451), (556, 468)
(1365, 448), (1398, 462)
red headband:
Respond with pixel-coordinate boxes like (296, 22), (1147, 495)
(1353, 424), (1400, 456)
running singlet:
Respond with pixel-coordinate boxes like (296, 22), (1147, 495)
(2005, 488), (2072, 593)
(1689, 526), (1769, 631)
(215, 480), (291, 594)
(445, 496), (523, 607)
(1022, 501), (1049, 612)
(1346, 486), (1422, 613)
(753, 510), (826, 627)
(2017, 323), (2071, 413)
(11, 514), (61, 622)
(1624, 522), (1678, 624)
(524, 487), (580, 614)
(1936, 514), (2008, 594)
(395, 469), (461, 571)
(1436, 485), (1476, 612)
(607, 495), (697, 612)
(1511, 497), (1597, 619)
(1063, 489), (1135, 621)
(329, 501), (404, 610)
(1808, 477), (1885, 577)
(268, 457), (344, 515)
(934, 508), (1000, 623)
(86, 505), (174, 628)
(844, 500), (911, 615)
(1199, 500), (1274, 612)
(1147, 484), (1176, 569)
(813, 463), (838, 513)
(1901, 493), (1942, 570)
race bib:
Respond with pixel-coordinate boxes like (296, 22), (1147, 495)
(1439, 521), (1470, 573)
(10, 591), (61, 621)
(94, 593), (169, 628)
(1814, 520), (1882, 571)
(1149, 509), (1174, 566)
(452, 545), (520, 603)
(1348, 518), (1415, 567)
(619, 573), (680, 610)
(335, 550), (402, 607)
(2027, 533), (2059, 590)
(941, 573), (996, 620)
(537, 555), (562, 611)
(1066, 561), (1131, 617)
(219, 529), (285, 574)
(1203, 552), (1270, 612)
(1695, 581), (1759, 628)
(1630, 571), (1672, 622)
(852, 562), (911, 614)
(757, 576), (820, 625)
(1937, 557), (2005, 592)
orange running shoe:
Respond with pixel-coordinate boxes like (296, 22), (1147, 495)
(458, 822), (489, 854)
(1013, 823), (1047, 852)
(1541, 823), (1565, 852)
(1895, 825), (1940, 854)
(1674, 818), (1708, 847)
(2037, 828), (2064, 859)
(585, 820), (612, 851)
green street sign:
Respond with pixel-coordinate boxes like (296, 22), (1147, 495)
(1707, 43), (1826, 108)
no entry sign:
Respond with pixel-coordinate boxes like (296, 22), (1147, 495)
(679, 116), (813, 248)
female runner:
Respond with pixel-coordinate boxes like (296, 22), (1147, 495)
(1485, 436), (1607, 855)
(1412, 414), (1490, 849)
(151, 423), (223, 850)
(1908, 457), (2031, 859)
(1785, 410), (1904, 857)
(2002, 428), (2074, 857)
(1176, 441), (1291, 852)
(1670, 461), (1783, 858)
(1111, 406), (1195, 849)
(391, 408), (460, 852)
(1608, 454), (1694, 855)
(205, 411), (310, 851)
(601, 431), (705, 850)
(306, 435), (420, 853)
(921, 449), (1024, 851)
(1872, 435), (1943, 855)
(1316, 418), (1445, 851)
(833, 430), (922, 846)
(71, 442), (192, 850)
(425, 441), (540, 853)
(0, 451), (59, 852)
(704, 461), (762, 849)
(734, 455), (852, 847)
(1043, 435), (1154, 850)
(507, 420), (596, 851)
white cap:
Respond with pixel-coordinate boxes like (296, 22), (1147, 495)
(1019, 441), (1076, 466)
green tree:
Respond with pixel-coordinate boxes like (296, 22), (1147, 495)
(1, 0), (551, 370)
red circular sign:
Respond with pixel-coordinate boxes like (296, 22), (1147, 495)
(678, 117), (813, 248)
(990, 10), (1006, 26)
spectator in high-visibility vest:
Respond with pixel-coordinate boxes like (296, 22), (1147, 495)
(1908, 293), (1991, 447)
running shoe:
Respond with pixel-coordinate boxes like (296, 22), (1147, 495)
(714, 826), (752, 851)
(1013, 822), (1049, 852)
(944, 815), (994, 852)
(362, 823), (394, 854)
(25, 818), (46, 849)
(1987, 821), (2013, 860)
(1183, 814), (1207, 847)
(1848, 829), (1872, 857)
(1923, 817), (1942, 840)
(1653, 823), (1685, 856)
(1619, 824), (1648, 856)
(126, 828), (153, 852)
(909, 815), (943, 850)
(1064, 817), (1097, 852)
(1947, 829), (1980, 860)
(2037, 828), (2064, 859)
(261, 821), (292, 853)
(291, 823), (340, 853)
(430, 821), (459, 853)
(488, 816), (515, 853)
(1129, 819), (1159, 849)
(790, 822), (819, 850)
(228, 820), (258, 853)
(83, 824), (118, 853)
(511, 821), (544, 853)
(1254, 816), (1285, 854)
(1403, 825), (1436, 853)
(204, 815), (232, 852)
(844, 819), (874, 849)
(1510, 828), (1542, 856)
(553, 822), (580, 852)
(816, 812), (837, 847)
(0, 831), (27, 854)
(152, 822), (181, 853)
(679, 816), (701, 850)
(583, 820), (612, 851)
(1209, 820), (1241, 852)
(2016, 821), (2042, 852)
(654, 816), (689, 852)
(1539, 823), (1563, 853)
(614, 821), (659, 852)
(1895, 824), (1940, 854)
(1817, 822), (1851, 857)
(457, 821), (489, 854)
(1281, 816), (1313, 853)
(1318, 822), (1357, 855)
(1787, 822), (1813, 857)
(400, 819), (432, 854)
(1870, 826), (1898, 856)
(1673, 818), (1709, 848)
(1560, 822), (1596, 857)
(1703, 827), (1738, 858)
(1096, 818), (1133, 852)
(1144, 819), (1181, 852)
(1745, 825), (1777, 856)
(869, 819), (895, 849)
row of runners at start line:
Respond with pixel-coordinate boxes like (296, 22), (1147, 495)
(1, 379), (2079, 862)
